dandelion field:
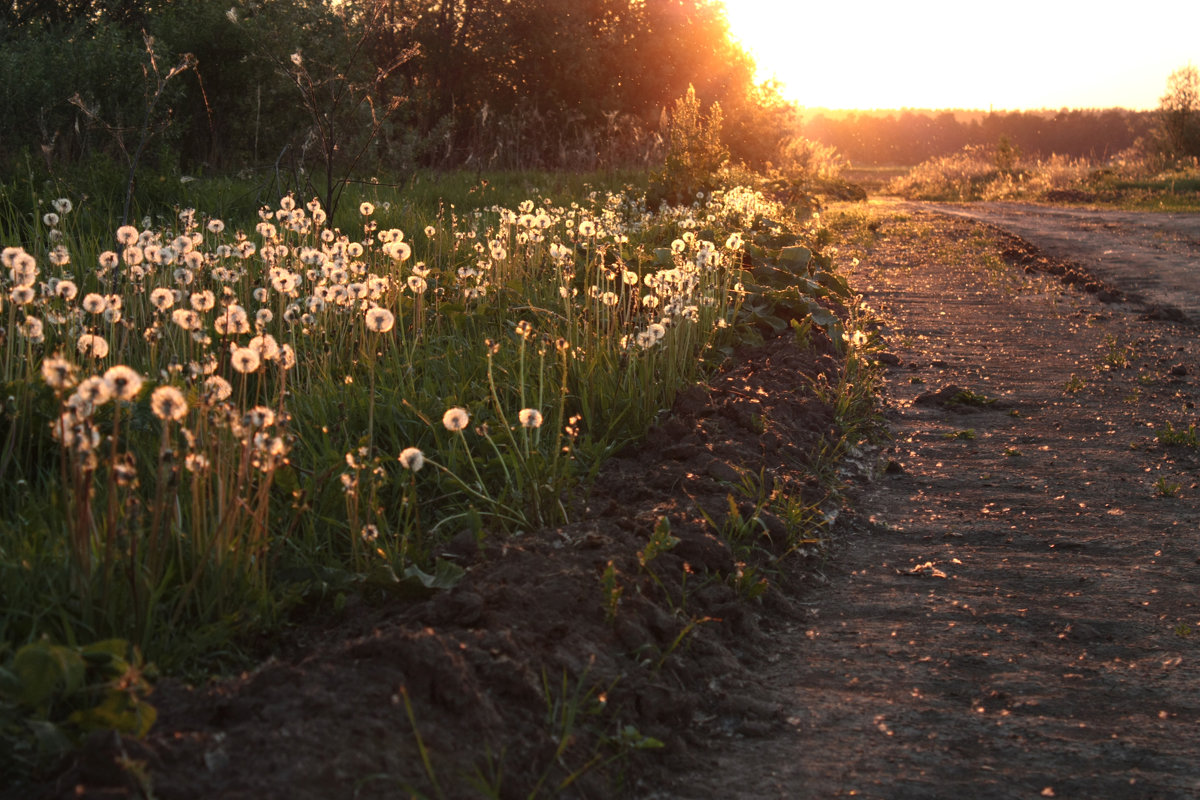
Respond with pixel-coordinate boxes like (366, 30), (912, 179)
(0, 168), (868, 779)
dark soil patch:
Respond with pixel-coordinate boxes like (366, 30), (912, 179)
(29, 329), (849, 799)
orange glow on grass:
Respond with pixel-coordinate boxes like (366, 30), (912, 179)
(720, 0), (1200, 111)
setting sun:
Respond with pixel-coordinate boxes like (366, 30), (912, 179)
(721, 0), (1200, 110)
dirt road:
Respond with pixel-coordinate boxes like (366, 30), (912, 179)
(677, 201), (1200, 799)
(921, 202), (1200, 324)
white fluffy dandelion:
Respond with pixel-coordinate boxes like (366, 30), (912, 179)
(203, 375), (233, 402)
(364, 307), (395, 333)
(41, 357), (78, 391)
(398, 447), (425, 472)
(442, 406), (470, 432)
(104, 365), (144, 402)
(150, 385), (188, 422)
(518, 408), (543, 429)
(230, 346), (261, 374)
(77, 334), (110, 359)
(149, 287), (174, 311)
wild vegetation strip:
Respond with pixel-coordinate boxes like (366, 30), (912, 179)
(0, 157), (884, 793)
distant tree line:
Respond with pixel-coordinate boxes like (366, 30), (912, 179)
(0, 0), (796, 182)
(800, 108), (1158, 167)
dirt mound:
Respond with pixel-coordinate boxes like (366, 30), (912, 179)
(996, 231), (1124, 303)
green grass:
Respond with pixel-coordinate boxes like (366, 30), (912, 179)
(1156, 422), (1199, 448)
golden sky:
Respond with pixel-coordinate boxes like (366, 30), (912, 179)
(721, 0), (1200, 111)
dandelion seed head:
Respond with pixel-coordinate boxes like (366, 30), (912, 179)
(191, 290), (216, 312)
(398, 447), (425, 472)
(77, 334), (110, 359)
(77, 375), (113, 406)
(115, 225), (138, 246)
(230, 346), (261, 374)
(244, 406), (276, 428)
(248, 334), (280, 360)
(9, 251), (37, 286)
(81, 293), (105, 314)
(41, 357), (77, 390)
(19, 316), (44, 342)
(103, 365), (143, 401)
(56, 280), (78, 301)
(150, 287), (174, 311)
(518, 408), (543, 429)
(203, 374), (233, 402)
(442, 406), (469, 432)
(364, 307), (395, 333)
(150, 385), (187, 422)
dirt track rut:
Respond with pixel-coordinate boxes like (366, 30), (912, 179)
(675, 202), (1200, 799)
(921, 201), (1200, 324)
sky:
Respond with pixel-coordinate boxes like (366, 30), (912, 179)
(720, 0), (1200, 111)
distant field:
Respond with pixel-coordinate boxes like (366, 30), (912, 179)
(842, 165), (911, 194)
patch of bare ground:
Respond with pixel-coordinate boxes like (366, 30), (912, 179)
(669, 201), (1200, 799)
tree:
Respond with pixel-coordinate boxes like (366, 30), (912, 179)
(1158, 65), (1200, 159)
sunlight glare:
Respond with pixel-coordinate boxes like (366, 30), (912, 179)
(721, 0), (1200, 110)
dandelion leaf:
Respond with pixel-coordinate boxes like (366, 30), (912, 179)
(778, 245), (812, 272)
(12, 641), (86, 710)
(815, 269), (852, 299)
(367, 559), (465, 599)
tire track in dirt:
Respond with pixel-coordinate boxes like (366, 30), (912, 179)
(670, 202), (1200, 799)
(919, 201), (1200, 325)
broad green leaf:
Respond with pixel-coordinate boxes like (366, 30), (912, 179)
(779, 245), (812, 271)
(816, 270), (852, 299)
(13, 642), (84, 709)
(366, 559), (465, 599)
